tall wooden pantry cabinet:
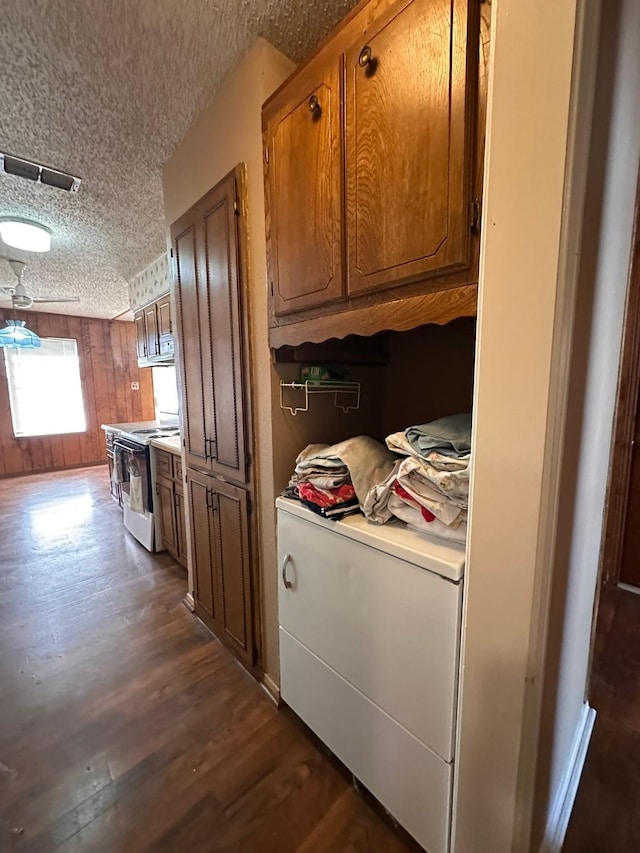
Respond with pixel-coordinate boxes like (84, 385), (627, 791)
(171, 167), (257, 671)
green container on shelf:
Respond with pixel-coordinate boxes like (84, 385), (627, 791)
(299, 365), (349, 383)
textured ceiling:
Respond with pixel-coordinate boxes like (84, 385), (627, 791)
(0, 0), (358, 319)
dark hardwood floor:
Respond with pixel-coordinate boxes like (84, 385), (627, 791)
(0, 466), (416, 852)
(564, 584), (640, 852)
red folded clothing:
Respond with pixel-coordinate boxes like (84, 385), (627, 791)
(298, 481), (357, 508)
(392, 481), (436, 523)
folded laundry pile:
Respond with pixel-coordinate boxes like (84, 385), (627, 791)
(284, 435), (397, 520)
(364, 413), (471, 544)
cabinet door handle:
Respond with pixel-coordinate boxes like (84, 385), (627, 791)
(308, 94), (321, 118)
(281, 553), (293, 590)
(358, 45), (377, 76)
(358, 45), (373, 68)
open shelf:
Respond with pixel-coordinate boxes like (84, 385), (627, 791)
(279, 380), (361, 416)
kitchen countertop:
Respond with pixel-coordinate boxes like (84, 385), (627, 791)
(101, 420), (170, 433)
(150, 436), (182, 455)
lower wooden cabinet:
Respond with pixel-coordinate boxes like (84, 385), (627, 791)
(187, 467), (254, 668)
(174, 485), (187, 566)
(156, 475), (178, 555)
(155, 455), (187, 569)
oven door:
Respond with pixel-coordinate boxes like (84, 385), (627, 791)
(113, 438), (153, 513)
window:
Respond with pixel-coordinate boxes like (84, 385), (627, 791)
(4, 337), (87, 437)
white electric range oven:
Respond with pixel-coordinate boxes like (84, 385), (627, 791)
(111, 423), (180, 551)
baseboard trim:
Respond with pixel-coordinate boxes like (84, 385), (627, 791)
(261, 673), (281, 706)
(183, 592), (195, 612)
(618, 582), (640, 596)
(540, 702), (596, 853)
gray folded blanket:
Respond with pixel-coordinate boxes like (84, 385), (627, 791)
(405, 413), (472, 458)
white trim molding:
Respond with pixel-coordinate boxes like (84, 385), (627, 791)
(540, 703), (596, 853)
(183, 592), (195, 612)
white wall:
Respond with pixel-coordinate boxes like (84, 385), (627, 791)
(535, 0), (640, 846)
(162, 39), (295, 681)
(453, 1), (585, 850)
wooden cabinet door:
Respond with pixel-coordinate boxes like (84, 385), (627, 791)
(144, 304), (160, 357)
(199, 172), (249, 485)
(265, 58), (344, 317)
(134, 310), (147, 361)
(174, 484), (187, 567)
(171, 169), (249, 485)
(209, 479), (254, 667)
(156, 475), (177, 555)
(345, 0), (476, 296)
(156, 294), (173, 357)
(187, 469), (253, 665)
(172, 219), (209, 472)
(187, 468), (221, 633)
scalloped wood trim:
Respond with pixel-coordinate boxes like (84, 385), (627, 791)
(269, 284), (478, 348)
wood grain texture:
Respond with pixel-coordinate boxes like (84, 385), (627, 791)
(172, 168), (249, 487)
(0, 466), (416, 853)
(269, 282), (477, 348)
(564, 585), (640, 853)
(156, 474), (178, 555)
(187, 467), (255, 670)
(266, 57), (345, 316)
(134, 293), (173, 363)
(154, 447), (187, 570)
(156, 293), (173, 355)
(173, 219), (209, 471)
(263, 0), (489, 346)
(0, 309), (154, 478)
(346, 0), (475, 295)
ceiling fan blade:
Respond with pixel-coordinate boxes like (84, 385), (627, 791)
(31, 296), (81, 303)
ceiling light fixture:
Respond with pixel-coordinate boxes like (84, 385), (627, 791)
(0, 319), (41, 348)
(0, 218), (51, 253)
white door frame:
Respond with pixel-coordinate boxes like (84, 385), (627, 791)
(452, 1), (603, 851)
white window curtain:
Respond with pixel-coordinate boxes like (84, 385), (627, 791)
(4, 338), (87, 437)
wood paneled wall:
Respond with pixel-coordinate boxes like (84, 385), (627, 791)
(0, 309), (155, 477)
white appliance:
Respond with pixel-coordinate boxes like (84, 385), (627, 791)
(276, 497), (465, 853)
(112, 422), (180, 551)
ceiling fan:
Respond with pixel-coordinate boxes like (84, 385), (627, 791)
(0, 258), (80, 309)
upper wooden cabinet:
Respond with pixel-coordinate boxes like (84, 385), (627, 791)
(134, 293), (175, 365)
(263, 0), (486, 347)
(156, 294), (173, 355)
(265, 59), (344, 317)
(171, 169), (249, 487)
(346, 0), (474, 295)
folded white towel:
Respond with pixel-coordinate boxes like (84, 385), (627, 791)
(129, 474), (145, 515)
(387, 494), (468, 544)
